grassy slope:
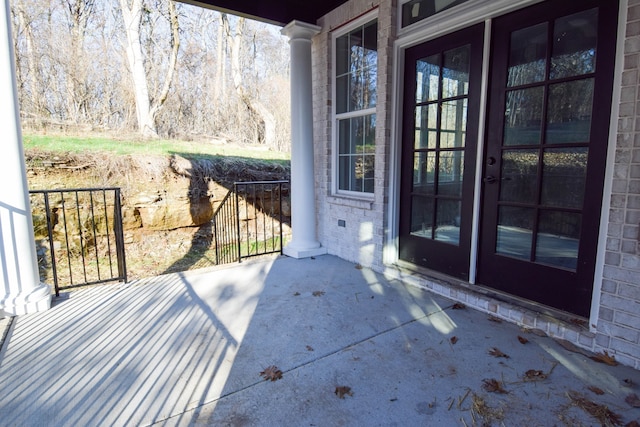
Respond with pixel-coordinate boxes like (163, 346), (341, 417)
(23, 133), (290, 163)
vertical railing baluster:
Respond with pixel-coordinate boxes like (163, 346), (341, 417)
(42, 192), (59, 296)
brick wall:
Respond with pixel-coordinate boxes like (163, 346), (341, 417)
(595, 0), (640, 368)
(313, 0), (396, 271)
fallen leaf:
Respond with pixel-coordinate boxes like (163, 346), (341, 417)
(482, 378), (508, 394)
(567, 390), (622, 426)
(487, 316), (502, 323)
(488, 347), (509, 358)
(259, 365), (283, 382)
(335, 386), (353, 399)
(524, 369), (548, 381)
(312, 291), (325, 297)
(354, 264), (363, 270)
(306, 345), (314, 352)
(517, 335), (529, 344)
(625, 421), (640, 427)
(590, 351), (618, 366)
(293, 292), (300, 296)
(450, 336), (458, 345)
(626, 393), (640, 408)
(588, 386), (605, 395)
(452, 303), (466, 310)
(555, 339), (591, 356)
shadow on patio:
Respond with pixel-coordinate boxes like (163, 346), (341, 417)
(0, 255), (639, 426)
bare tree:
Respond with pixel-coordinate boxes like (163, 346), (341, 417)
(119, 0), (179, 138)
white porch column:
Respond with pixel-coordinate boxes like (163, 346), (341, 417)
(0, 0), (51, 316)
(281, 21), (327, 259)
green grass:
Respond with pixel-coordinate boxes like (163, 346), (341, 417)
(23, 133), (291, 162)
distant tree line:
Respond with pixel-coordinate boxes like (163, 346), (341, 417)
(10, 0), (291, 150)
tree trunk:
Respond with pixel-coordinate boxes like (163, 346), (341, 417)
(226, 15), (276, 148)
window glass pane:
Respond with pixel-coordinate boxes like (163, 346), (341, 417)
(338, 155), (355, 191)
(336, 75), (348, 114)
(435, 199), (461, 245)
(338, 118), (350, 154)
(413, 152), (436, 194)
(440, 99), (467, 148)
(410, 195), (434, 238)
(504, 87), (544, 146)
(416, 54), (440, 103)
(500, 149), (539, 204)
(508, 23), (547, 87)
(362, 154), (375, 192)
(541, 148), (587, 208)
(438, 151), (464, 197)
(414, 104), (438, 149)
(535, 211), (581, 270)
(551, 9), (598, 79)
(442, 45), (470, 98)
(402, 0), (471, 27)
(546, 79), (594, 144)
(496, 206), (534, 260)
(336, 35), (349, 76)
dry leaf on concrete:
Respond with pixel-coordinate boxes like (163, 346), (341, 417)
(524, 369), (548, 381)
(452, 303), (466, 310)
(312, 291), (325, 297)
(590, 351), (618, 366)
(482, 378), (508, 394)
(259, 365), (283, 382)
(626, 393), (640, 408)
(488, 347), (509, 358)
(488, 316), (502, 323)
(588, 386), (605, 395)
(450, 336), (458, 345)
(517, 335), (529, 344)
(335, 386), (353, 399)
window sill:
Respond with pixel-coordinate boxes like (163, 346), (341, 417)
(327, 194), (374, 210)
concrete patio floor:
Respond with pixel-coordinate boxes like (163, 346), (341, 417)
(1, 254), (639, 426)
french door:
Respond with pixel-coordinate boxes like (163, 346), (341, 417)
(477, 0), (618, 317)
(399, 24), (484, 280)
(399, 0), (618, 316)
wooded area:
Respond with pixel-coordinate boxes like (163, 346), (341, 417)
(10, 0), (291, 151)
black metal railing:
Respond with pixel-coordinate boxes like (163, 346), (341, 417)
(29, 188), (127, 296)
(212, 181), (288, 265)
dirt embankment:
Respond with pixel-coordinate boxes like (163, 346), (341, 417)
(25, 149), (291, 279)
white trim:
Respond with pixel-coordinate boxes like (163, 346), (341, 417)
(331, 9), (379, 197)
(590, 0), (628, 332)
(468, 19), (492, 285)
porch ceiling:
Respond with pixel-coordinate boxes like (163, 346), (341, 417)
(179, 0), (349, 26)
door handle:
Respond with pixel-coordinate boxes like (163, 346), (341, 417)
(484, 176), (497, 184)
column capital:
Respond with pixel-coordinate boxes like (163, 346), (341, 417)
(281, 20), (321, 41)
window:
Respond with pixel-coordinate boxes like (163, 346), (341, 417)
(401, 0), (471, 28)
(334, 19), (378, 194)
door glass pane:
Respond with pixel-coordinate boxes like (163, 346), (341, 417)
(551, 9), (598, 79)
(440, 99), (467, 148)
(504, 87), (544, 146)
(535, 211), (581, 270)
(438, 151), (464, 196)
(541, 148), (588, 208)
(496, 206), (534, 260)
(415, 105), (438, 149)
(410, 196), (434, 238)
(416, 54), (440, 102)
(508, 23), (547, 87)
(499, 149), (539, 203)
(546, 79), (594, 144)
(435, 200), (461, 245)
(413, 152), (436, 194)
(442, 45), (470, 98)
